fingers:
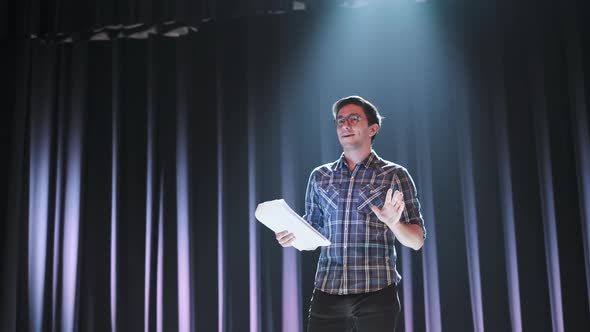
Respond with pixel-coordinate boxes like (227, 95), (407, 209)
(393, 190), (403, 202)
(276, 231), (295, 247)
(387, 189), (404, 203)
(391, 190), (405, 214)
(275, 230), (289, 238)
(395, 200), (405, 213)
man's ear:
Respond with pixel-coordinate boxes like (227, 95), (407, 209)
(369, 124), (380, 137)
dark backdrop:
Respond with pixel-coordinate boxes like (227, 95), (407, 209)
(1, 0), (590, 331)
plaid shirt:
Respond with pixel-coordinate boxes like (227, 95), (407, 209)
(303, 151), (426, 295)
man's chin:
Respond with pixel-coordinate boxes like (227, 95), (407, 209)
(339, 137), (355, 145)
(340, 142), (360, 150)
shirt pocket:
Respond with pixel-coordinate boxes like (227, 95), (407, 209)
(357, 184), (387, 216)
(317, 183), (339, 211)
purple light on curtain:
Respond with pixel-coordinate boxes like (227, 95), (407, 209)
(282, 249), (300, 332)
(535, 108), (564, 332)
(249, 174), (259, 332)
(51, 114), (65, 331)
(62, 110), (83, 332)
(217, 162), (225, 332)
(393, 116), (413, 332)
(110, 53), (120, 332)
(280, 139), (301, 332)
(248, 104), (260, 332)
(144, 103), (155, 332)
(561, 5), (590, 304)
(176, 103), (192, 332)
(401, 248), (413, 332)
(494, 100), (522, 332)
(420, 176), (441, 332)
(28, 109), (51, 332)
(110, 140), (119, 332)
(281, 243), (299, 330)
(157, 177), (165, 332)
(416, 113), (442, 332)
(457, 111), (484, 331)
(217, 86), (225, 332)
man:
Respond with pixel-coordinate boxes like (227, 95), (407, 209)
(276, 96), (426, 331)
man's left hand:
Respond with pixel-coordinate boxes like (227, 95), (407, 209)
(371, 189), (405, 227)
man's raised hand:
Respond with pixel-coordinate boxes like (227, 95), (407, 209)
(370, 189), (405, 227)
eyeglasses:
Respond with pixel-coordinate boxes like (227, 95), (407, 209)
(335, 114), (364, 127)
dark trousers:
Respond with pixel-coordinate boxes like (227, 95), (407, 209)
(307, 284), (400, 332)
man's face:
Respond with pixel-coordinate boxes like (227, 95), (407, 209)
(336, 104), (378, 151)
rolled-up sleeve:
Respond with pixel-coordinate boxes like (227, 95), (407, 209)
(394, 167), (426, 239)
(302, 170), (324, 232)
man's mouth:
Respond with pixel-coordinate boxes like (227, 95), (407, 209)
(341, 133), (354, 138)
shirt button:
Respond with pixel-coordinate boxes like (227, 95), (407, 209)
(351, 177), (354, 180)
(344, 246), (347, 249)
(345, 227), (348, 231)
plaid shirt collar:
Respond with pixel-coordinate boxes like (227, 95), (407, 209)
(332, 150), (383, 172)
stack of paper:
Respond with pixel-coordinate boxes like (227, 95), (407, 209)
(255, 199), (331, 251)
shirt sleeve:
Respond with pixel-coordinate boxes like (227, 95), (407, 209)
(394, 167), (427, 239)
(302, 170), (324, 232)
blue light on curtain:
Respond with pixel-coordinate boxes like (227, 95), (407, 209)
(533, 85), (564, 332)
(28, 93), (51, 332)
(456, 79), (484, 331)
(494, 90), (523, 332)
(415, 108), (442, 332)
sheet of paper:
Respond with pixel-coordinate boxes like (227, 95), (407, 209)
(255, 199), (331, 251)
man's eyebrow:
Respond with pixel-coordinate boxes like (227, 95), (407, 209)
(337, 113), (361, 118)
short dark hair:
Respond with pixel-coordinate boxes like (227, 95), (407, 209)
(332, 96), (383, 142)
